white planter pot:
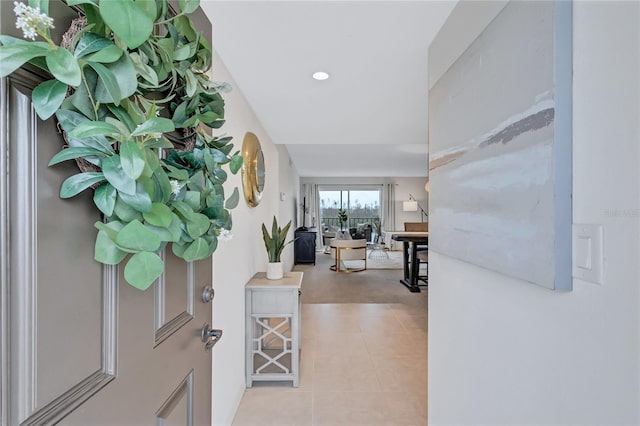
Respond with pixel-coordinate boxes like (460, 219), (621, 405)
(266, 262), (283, 280)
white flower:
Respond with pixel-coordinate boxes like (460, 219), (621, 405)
(150, 132), (163, 139)
(13, 1), (54, 41)
(218, 229), (233, 241)
(170, 180), (183, 196)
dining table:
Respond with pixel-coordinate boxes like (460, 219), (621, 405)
(391, 232), (429, 293)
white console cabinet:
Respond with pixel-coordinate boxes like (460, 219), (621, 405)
(245, 271), (303, 387)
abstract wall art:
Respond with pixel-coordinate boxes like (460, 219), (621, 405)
(428, 1), (573, 291)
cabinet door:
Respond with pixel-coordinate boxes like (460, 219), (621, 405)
(295, 232), (316, 264)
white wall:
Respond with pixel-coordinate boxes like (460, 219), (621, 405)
(392, 177), (429, 231)
(210, 51), (300, 426)
(428, 1), (640, 425)
(276, 145), (300, 272)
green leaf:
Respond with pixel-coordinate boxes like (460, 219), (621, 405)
(173, 44), (192, 61)
(116, 220), (162, 252)
(83, 45), (123, 63)
(96, 55), (137, 105)
(83, 3), (106, 36)
(213, 209), (232, 230)
(94, 230), (128, 265)
(100, 0), (154, 49)
(69, 66), (97, 119)
(120, 140), (146, 180)
(102, 156), (137, 195)
(172, 242), (188, 258)
(55, 109), (88, 133)
(142, 148), (160, 176)
(89, 62), (121, 105)
(118, 184), (153, 213)
(130, 52), (158, 85)
(138, 175), (156, 198)
(113, 196), (143, 222)
(48, 146), (106, 166)
(68, 22), (97, 52)
(186, 213), (210, 239)
(184, 69), (197, 97)
(198, 111), (219, 124)
(0, 43), (49, 77)
(95, 220), (125, 240)
(122, 98), (145, 125)
(94, 183), (117, 216)
(46, 47), (81, 86)
(206, 236), (218, 257)
(107, 105), (137, 132)
(124, 252), (164, 290)
(136, 0), (158, 19)
(32, 79), (67, 120)
(143, 225), (172, 243)
(143, 202), (173, 227)
(74, 33), (113, 58)
(60, 172), (105, 198)
(69, 121), (121, 139)
(184, 191), (200, 211)
(56, 110), (115, 155)
(179, 0), (200, 15)
(165, 213), (183, 241)
(165, 165), (190, 181)
(173, 15), (197, 42)
(143, 137), (173, 149)
(172, 201), (195, 221)
(0, 35), (48, 48)
(104, 116), (130, 139)
(229, 154), (243, 174)
(182, 237), (209, 262)
(225, 187), (239, 209)
(131, 117), (175, 137)
(153, 168), (173, 203)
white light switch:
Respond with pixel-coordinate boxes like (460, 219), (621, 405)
(575, 236), (592, 270)
(572, 224), (603, 284)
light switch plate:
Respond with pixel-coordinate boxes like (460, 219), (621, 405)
(572, 224), (603, 284)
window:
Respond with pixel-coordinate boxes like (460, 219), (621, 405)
(319, 188), (380, 231)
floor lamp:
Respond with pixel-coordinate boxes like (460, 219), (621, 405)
(402, 194), (428, 222)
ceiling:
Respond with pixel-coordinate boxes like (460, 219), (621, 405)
(201, 1), (456, 177)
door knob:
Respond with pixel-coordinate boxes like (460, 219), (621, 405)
(201, 287), (215, 303)
(201, 323), (223, 351)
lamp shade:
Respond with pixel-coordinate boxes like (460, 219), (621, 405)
(403, 200), (418, 212)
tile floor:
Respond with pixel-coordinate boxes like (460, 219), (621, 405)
(232, 303), (427, 426)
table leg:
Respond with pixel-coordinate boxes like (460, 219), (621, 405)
(399, 241), (421, 292)
(329, 246), (338, 271)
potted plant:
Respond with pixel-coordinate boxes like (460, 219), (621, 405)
(337, 208), (348, 232)
(261, 216), (294, 280)
(372, 216), (383, 243)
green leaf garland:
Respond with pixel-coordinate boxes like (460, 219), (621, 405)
(0, 0), (242, 290)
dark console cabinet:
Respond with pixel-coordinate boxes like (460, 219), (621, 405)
(294, 229), (316, 265)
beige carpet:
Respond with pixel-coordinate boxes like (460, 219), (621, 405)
(295, 251), (428, 305)
(353, 249), (402, 269)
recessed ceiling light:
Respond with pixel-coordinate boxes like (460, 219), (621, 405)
(312, 71), (330, 81)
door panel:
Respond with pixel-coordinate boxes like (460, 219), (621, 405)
(3, 71), (118, 426)
(1, 1), (215, 424)
(155, 251), (194, 347)
(155, 371), (194, 426)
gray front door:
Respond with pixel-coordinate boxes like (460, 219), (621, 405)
(0, 1), (215, 424)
